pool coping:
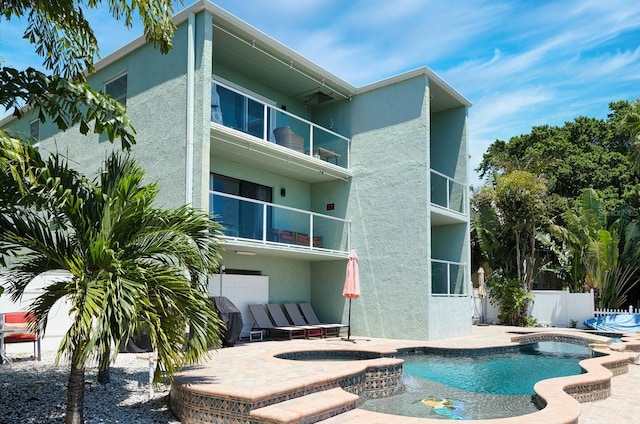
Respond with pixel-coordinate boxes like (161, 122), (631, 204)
(171, 329), (639, 424)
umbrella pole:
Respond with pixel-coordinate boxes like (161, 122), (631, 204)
(347, 298), (352, 340)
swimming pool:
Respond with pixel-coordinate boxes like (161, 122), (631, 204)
(361, 342), (597, 420)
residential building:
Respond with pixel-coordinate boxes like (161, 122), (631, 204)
(2, 0), (472, 343)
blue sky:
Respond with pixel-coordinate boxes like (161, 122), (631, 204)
(2, 0), (640, 186)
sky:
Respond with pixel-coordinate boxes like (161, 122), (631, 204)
(2, 0), (640, 187)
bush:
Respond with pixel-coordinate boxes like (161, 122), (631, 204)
(487, 274), (534, 327)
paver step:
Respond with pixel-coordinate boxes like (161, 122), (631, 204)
(250, 387), (359, 424)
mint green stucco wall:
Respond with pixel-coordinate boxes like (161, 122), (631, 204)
(12, 18), (196, 211)
(220, 255), (310, 302)
(342, 75), (432, 339)
(430, 106), (468, 182)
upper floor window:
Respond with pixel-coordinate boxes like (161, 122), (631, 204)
(105, 73), (127, 105)
(29, 119), (39, 143)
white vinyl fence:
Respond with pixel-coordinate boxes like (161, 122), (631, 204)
(528, 288), (594, 328)
(472, 287), (633, 329)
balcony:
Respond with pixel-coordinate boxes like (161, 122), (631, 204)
(210, 191), (350, 259)
(210, 81), (352, 184)
(431, 259), (467, 296)
(431, 169), (467, 224)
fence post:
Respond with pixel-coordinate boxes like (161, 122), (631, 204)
(565, 287), (571, 327)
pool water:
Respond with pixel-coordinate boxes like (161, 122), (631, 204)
(361, 342), (593, 420)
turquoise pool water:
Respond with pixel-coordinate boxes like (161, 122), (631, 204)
(362, 342), (594, 420)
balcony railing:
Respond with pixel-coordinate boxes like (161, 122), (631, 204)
(431, 259), (467, 296)
(431, 169), (466, 214)
(212, 81), (350, 169)
(210, 191), (350, 253)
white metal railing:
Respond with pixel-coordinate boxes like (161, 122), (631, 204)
(430, 169), (466, 214)
(210, 191), (350, 253)
(212, 80), (350, 169)
(431, 259), (467, 296)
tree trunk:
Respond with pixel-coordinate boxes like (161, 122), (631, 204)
(97, 344), (111, 384)
(515, 231), (522, 282)
(65, 355), (85, 424)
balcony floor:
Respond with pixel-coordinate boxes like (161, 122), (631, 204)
(221, 238), (349, 261)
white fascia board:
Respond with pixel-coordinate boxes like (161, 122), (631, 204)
(357, 66), (472, 108)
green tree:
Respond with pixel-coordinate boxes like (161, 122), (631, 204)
(494, 170), (549, 289)
(475, 100), (640, 308)
(471, 171), (550, 325)
(473, 172), (550, 282)
(621, 100), (640, 173)
(0, 137), (224, 424)
(478, 103), (640, 211)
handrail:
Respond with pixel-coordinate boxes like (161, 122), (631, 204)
(211, 191), (349, 224)
(212, 80), (350, 169)
(430, 169), (465, 186)
(213, 80), (350, 143)
(431, 258), (468, 296)
(210, 191), (350, 252)
(430, 169), (467, 214)
(431, 258), (467, 266)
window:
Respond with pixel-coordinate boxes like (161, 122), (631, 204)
(212, 77), (277, 140)
(210, 174), (273, 239)
(105, 73), (127, 105)
(29, 119), (39, 143)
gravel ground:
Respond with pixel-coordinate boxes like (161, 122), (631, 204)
(0, 351), (180, 424)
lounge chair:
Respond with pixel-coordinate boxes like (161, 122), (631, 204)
(247, 304), (306, 340)
(298, 303), (347, 338)
(284, 303), (339, 338)
(266, 304), (323, 339)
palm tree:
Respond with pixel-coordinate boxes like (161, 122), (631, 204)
(0, 137), (224, 424)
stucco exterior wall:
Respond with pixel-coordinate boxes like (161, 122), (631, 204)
(430, 106), (468, 182)
(11, 18), (195, 210)
(221, 255), (311, 303)
(344, 75), (432, 340)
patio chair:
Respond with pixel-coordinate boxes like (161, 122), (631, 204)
(284, 303), (337, 338)
(1, 311), (42, 361)
(266, 304), (323, 339)
(247, 304), (306, 340)
(298, 303), (347, 338)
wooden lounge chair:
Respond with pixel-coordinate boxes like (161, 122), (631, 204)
(247, 304), (306, 340)
(266, 304), (323, 339)
(298, 303), (347, 338)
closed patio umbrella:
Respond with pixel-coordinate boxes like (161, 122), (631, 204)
(343, 249), (360, 341)
(478, 267), (487, 324)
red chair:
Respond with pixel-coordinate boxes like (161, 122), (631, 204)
(2, 312), (42, 361)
